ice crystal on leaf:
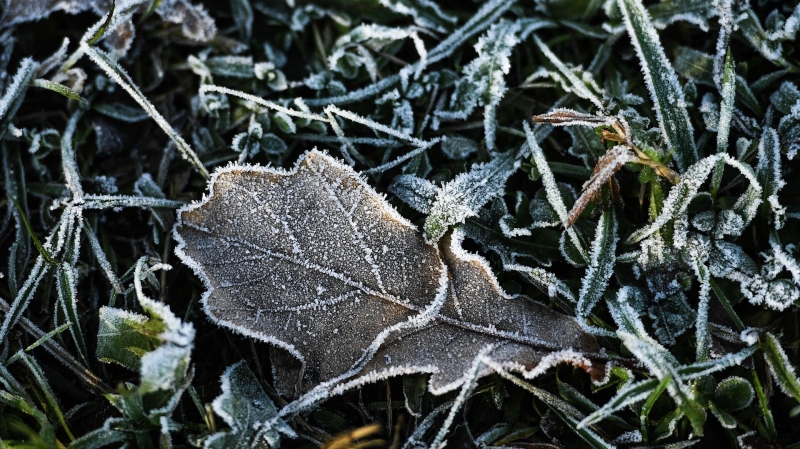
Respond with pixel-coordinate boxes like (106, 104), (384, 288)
(174, 151), (599, 397)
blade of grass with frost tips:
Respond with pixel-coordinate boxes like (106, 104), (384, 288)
(711, 49), (735, 197)
(524, 121), (588, 262)
(485, 359), (614, 449)
(576, 210), (618, 336)
(81, 44), (209, 179)
(0, 58), (39, 140)
(579, 378), (658, 428)
(619, 331), (707, 435)
(533, 35), (604, 111)
(761, 332), (800, 403)
(617, 0), (696, 171)
(57, 264), (89, 365)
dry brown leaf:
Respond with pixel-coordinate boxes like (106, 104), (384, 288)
(175, 150), (598, 396)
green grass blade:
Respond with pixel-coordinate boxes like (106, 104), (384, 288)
(761, 332), (800, 404)
(31, 79), (86, 102)
(9, 196), (57, 265)
(17, 351), (76, 441)
(87, 0), (115, 45)
(577, 210), (618, 336)
(617, 0), (696, 171)
(711, 48), (735, 197)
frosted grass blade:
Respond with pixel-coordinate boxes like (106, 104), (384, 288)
(82, 44), (209, 179)
(533, 35), (603, 110)
(0, 58), (38, 140)
(762, 332), (800, 404)
(617, 0), (696, 171)
(31, 79), (85, 102)
(576, 210), (618, 336)
(711, 49), (735, 196)
(525, 121), (588, 262)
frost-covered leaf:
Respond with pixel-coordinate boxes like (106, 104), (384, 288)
(770, 81), (800, 115)
(175, 150), (598, 396)
(389, 174), (438, 214)
(96, 307), (162, 370)
(440, 135), (478, 160)
(714, 376), (754, 411)
(155, 0), (217, 42)
(618, 0), (696, 171)
(710, 238), (800, 311)
(648, 292), (694, 345)
(424, 150), (520, 242)
(737, 5), (799, 68)
(204, 361), (294, 449)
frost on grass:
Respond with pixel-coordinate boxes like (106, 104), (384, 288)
(617, 0), (696, 171)
(755, 127), (786, 228)
(576, 210), (618, 336)
(436, 20), (521, 150)
(174, 150), (598, 396)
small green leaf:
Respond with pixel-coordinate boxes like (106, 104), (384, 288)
(709, 402), (737, 429)
(714, 376), (754, 411)
(96, 306), (163, 370)
(206, 362), (295, 448)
